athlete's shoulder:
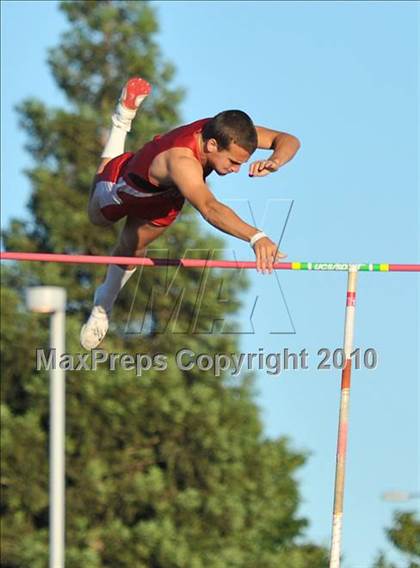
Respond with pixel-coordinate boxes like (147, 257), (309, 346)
(168, 151), (206, 183)
(165, 146), (203, 168)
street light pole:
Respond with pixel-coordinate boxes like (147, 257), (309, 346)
(26, 286), (67, 568)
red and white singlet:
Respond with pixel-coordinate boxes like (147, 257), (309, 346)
(95, 118), (210, 227)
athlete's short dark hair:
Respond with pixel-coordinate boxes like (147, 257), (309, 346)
(202, 110), (258, 154)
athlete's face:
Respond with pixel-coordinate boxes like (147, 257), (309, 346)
(207, 140), (251, 175)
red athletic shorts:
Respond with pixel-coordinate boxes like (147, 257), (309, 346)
(93, 153), (185, 227)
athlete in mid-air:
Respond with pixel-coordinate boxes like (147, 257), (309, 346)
(81, 77), (300, 350)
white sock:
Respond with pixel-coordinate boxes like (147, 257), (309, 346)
(94, 265), (137, 313)
(101, 99), (147, 159)
(101, 115), (130, 159)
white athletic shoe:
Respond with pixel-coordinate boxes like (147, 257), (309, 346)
(80, 306), (109, 350)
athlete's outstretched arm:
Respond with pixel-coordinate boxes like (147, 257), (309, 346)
(249, 126), (301, 177)
(169, 156), (285, 273)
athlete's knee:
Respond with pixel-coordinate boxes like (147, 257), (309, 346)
(87, 185), (113, 227)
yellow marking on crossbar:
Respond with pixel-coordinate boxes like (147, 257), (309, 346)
(292, 262), (301, 270)
(379, 264), (389, 272)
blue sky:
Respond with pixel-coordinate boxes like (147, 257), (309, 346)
(1, 1), (419, 567)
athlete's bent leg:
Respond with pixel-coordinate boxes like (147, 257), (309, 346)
(80, 217), (167, 350)
(88, 77), (152, 221)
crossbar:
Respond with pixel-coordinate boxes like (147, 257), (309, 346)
(1, 252), (419, 271)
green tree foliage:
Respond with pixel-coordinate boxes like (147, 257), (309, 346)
(372, 511), (420, 568)
(1, 2), (328, 566)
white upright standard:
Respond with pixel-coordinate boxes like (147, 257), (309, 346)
(26, 286), (67, 568)
(329, 266), (358, 568)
